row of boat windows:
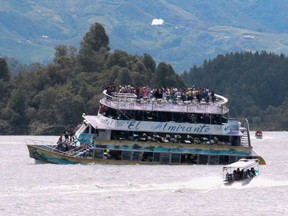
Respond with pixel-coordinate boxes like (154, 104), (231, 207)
(110, 130), (241, 146)
(82, 126), (241, 146)
(79, 148), (252, 165)
(100, 107), (228, 124)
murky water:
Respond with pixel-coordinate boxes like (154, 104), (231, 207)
(0, 132), (287, 216)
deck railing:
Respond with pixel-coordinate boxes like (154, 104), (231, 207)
(102, 90), (229, 114)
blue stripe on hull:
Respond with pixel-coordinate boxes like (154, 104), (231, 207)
(101, 144), (250, 156)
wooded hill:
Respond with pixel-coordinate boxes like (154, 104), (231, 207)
(0, 23), (185, 135)
(181, 52), (288, 130)
(0, 22), (287, 135)
(2, 1), (288, 72)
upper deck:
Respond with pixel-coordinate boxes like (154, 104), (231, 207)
(101, 89), (229, 115)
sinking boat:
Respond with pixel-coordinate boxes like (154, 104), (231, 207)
(27, 85), (266, 165)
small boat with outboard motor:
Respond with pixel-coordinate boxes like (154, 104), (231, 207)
(255, 130), (263, 139)
(223, 158), (260, 185)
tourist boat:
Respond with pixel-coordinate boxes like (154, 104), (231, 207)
(255, 130), (263, 139)
(223, 158), (260, 185)
(27, 85), (266, 165)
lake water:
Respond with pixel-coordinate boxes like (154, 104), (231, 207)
(0, 132), (287, 216)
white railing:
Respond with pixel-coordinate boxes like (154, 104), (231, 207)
(102, 90), (229, 114)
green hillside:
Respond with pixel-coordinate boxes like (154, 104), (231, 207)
(1, 21), (288, 134)
(1, 0), (288, 72)
(181, 51), (288, 130)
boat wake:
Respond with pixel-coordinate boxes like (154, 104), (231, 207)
(2, 176), (288, 198)
(0, 176), (223, 198)
(221, 176), (288, 189)
(242, 177), (288, 188)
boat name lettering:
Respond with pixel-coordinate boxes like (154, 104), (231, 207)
(100, 118), (114, 126)
(154, 123), (210, 133)
(99, 116), (222, 134)
(128, 121), (140, 130)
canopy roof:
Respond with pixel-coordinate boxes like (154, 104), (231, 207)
(223, 159), (258, 170)
(83, 115), (104, 129)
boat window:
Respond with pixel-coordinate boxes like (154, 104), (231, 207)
(108, 150), (121, 160)
(221, 116), (228, 123)
(160, 153), (170, 163)
(171, 153), (181, 163)
(219, 155), (230, 165)
(111, 130), (129, 140)
(83, 126), (90, 134)
(181, 154), (196, 164)
(209, 155), (219, 165)
(93, 149), (104, 159)
(153, 153), (161, 162)
(229, 156), (237, 164)
(90, 127), (99, 136)
(121, 151), (132, 160)
(211, 115), (222, 124)
(132, 152), (142, 161)
(198, 155), (208, 164)
(231, 136), (240, 146)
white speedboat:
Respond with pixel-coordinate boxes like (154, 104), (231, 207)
(223, 158), (260, 185)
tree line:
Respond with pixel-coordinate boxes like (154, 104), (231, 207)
(181, 51), (288, 130)
(0, 22), (287, 135)
(0, 22), (185, 135)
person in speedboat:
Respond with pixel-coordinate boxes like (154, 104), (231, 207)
(250, 167), (256, 177)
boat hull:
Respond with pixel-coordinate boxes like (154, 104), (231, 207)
(255, 131), (263, 139)
(223, 177), (255, 186)
(27, 144), (170, 165)
(27, 143), (265, 165)
(27, 144), (95, 164)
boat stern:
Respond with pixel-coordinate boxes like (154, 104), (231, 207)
(258, 155), (266, 165)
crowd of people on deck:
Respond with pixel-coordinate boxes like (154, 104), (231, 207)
(55, 128), (78, 152)
(102, 84), (226, 126)
(106, 84), (216, 103)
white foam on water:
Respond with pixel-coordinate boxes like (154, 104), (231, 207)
(3, 174), (288, 199)
(0, 176), (225, 198)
